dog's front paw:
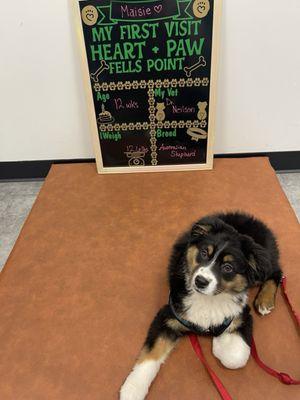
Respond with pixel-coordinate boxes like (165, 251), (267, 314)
(120, 380), (148, 400)
(255, 292), (275, 316)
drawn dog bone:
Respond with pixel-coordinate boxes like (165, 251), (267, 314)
(90, 60), (109, 83)
(184, 56), (206, 78)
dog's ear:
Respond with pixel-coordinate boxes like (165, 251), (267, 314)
(191, 217), (230, 238)
(240, 235), (271, 285)
(191, 223), (212, 237)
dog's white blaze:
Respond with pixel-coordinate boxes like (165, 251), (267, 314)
(120, 357), (165, 400)
(184, 291), (247, 330)
(194, 265), (218, 294)
(192, 243), (227, 295)
(213, 332), (250, 369)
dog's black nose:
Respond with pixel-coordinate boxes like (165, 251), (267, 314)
(195, 276), (210, 289)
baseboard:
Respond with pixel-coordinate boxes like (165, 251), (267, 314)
(0, 152), (299, 180)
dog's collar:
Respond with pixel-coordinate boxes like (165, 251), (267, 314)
(169, 293), (233, 337)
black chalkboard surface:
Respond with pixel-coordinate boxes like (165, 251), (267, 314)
(73, 0), (222, 173)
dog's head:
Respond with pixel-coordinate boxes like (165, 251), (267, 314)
(185, 217), (268, 295)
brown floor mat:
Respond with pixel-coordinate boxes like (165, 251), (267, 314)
(0, 158), (299, 399)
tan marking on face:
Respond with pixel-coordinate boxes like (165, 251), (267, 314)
(137, 337), (175, 364)
(255, 279), (277, 311)
(223, 255), (234, 262)
(207, 245), (214, 256)
(186, 245), (199, 270)
(221, 274), (247, 293)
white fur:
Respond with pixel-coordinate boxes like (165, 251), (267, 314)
(193, 265), (218, 294)
(120, 358), (164, 400)
(213, 332), (250, 369)
(183, 291), (247, 330)
(258, 305), (273, 315)
(192, 243), (227, 295)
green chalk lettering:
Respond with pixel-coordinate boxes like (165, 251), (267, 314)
(100, 131), (122, 141)
(165, 21), (202, 38)
(92, 26), (113, 42)
(120, 23), (159, 40)
(167, 38), (205, 57)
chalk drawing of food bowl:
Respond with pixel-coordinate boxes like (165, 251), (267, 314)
(125, 151), (146, 166)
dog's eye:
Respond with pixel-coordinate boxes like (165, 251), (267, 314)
(200, 249), (208, 258)
(222, 263), (233, 273)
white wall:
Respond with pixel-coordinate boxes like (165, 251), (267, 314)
(1, 0), (300, 162)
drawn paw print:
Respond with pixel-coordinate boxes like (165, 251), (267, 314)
(149, 106), (155, 113)
(157, 122), (163, 129)
(94, 83), (101, 92)
(140, 80), (147, 89)
(117, 82), (124, 90)
(194, 78), (201, 87)
(129, 123), (135, 131)
(155, 80), (162, 88)
(151, 145), (157, 152)
(110, 83), (116, 91)
(148, 98), (155, 106)
(171, 121), (177, 129)
(179, 120), (185, 128)
(81, 6), (98, 26)
(102, 83), (109, 91)
(193, 121), (200, 128)
(121, 123), (127, 130)
(193, 0), (210, 19)
(148, 80), (154, 88)
(186, 120), (192, 128)
(143, 122), (150, 130)
(202, 77), (209, 86)
(187, 78), (193, 87)
(200, 120), (207, 128)
(179, 79), (185, 87)
(132, 80), (139, 89)
(148, 89), (154, 96)
(115, 123), (120, 130)
(164, 121), (171, 129)
(163, 79), (169, 88)
(152, 160), (158, 166)
(125, 81), (131, 90)
(99, 124), (106, 131)
(136, 123), (142, 130)
(171, 79), (177, 88)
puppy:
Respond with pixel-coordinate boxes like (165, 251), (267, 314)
(120, 212), (282, 400)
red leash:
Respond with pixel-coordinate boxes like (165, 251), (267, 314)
(189, 333), (233, 400)
(189, 276), (300, 399)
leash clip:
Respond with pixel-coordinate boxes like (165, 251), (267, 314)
(279, 372), (294, 385)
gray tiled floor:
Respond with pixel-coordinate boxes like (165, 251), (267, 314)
(0, 181), (44, 269)
(0, 174), (299, 270)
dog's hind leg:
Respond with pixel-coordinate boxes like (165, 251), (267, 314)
(120, 305), (184, 400)
(254, 270), (282, 315)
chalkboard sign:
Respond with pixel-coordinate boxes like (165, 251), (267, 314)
(72, 0), (222, 173)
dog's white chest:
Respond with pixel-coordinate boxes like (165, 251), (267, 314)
(183, 292), (247, 330)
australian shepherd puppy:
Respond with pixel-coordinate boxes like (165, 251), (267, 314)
(120, 212), (282, 400)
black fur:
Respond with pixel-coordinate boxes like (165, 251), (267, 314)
(144, 211), (282, 361)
